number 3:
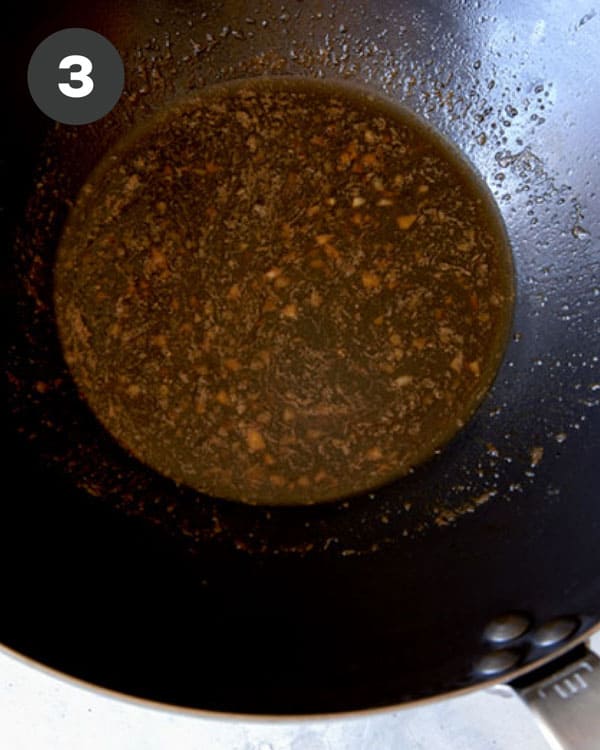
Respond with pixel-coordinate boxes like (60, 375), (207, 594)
(58, 55), (94, 98)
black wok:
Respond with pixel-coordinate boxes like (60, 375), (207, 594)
(2, 0), (600, 739)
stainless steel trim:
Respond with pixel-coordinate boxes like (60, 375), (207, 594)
(514, 646), (600, 750)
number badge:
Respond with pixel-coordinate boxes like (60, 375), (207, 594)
(28, 28), (124, 125)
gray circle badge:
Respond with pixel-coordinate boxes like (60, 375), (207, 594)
(28, 28), (125, 125)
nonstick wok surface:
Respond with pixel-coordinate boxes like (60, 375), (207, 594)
(1, 0), (599, 715)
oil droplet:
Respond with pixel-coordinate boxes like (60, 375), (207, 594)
(571, 225), (590, 239)
(495, 151), (513, 168)
(577, 9), (597, 28)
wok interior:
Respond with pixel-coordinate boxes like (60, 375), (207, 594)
(53, 76), (514, 506)
(2, 0), (599, 714)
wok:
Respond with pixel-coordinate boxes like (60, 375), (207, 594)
(2, 0), (600, 745)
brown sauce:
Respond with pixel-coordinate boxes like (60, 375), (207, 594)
(54, 77), (514, 505)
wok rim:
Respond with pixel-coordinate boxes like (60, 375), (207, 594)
(1, 621), (598, 722)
